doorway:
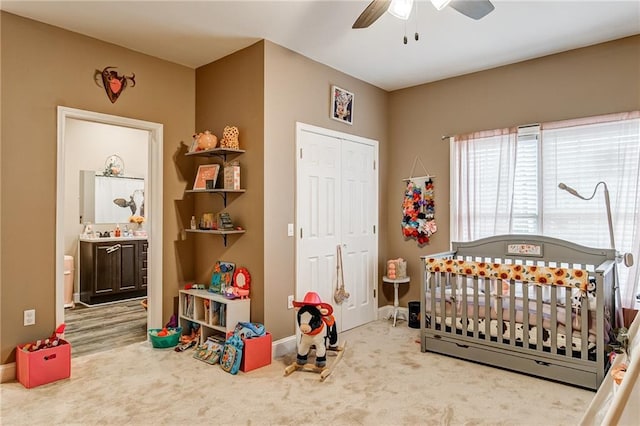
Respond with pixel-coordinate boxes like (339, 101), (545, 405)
(56, 106), (164, 352)
(295, 122), (378, 331)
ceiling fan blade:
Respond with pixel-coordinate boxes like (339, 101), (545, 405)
(449, 0), (495, 20)
(352, 0), (392, 29)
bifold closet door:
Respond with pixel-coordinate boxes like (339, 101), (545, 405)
(339, 140), (377, 330)
(296, 124), (377, 331)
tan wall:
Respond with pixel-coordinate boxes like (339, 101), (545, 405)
(2, 11), (637, 361)
(388, 35), (640, 307)
(263, 41), (389, 339)
(0, 12), (195, 364)
(194, 42), (266, 325)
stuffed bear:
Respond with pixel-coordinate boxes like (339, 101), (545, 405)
(292, 292), (338, 368)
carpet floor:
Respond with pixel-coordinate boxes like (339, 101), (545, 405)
(0, 320), (595, 425)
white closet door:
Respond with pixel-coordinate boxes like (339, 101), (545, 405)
(296, 123), (378, 331)
(296, 130), (341, 312)
(340, 140), (377, 330)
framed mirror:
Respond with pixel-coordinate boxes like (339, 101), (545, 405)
(80, 170), (145, 224)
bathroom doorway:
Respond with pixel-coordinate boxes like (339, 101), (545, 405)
(56, 107), (163, 356)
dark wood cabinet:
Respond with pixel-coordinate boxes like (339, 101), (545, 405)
(138, 240), (148, 290)
(80, 239), (147, 305)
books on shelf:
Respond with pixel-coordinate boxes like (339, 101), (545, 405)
(182, 294), (195, 319)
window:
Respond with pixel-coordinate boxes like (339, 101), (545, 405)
(451, 112), (640, 308)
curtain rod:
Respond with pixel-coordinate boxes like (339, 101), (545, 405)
(441, 123), (542, 141)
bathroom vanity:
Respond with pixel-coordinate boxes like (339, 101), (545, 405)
(79, 236), (148, 305)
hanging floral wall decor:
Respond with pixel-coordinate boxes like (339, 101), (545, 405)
(401, 177), (436, 245)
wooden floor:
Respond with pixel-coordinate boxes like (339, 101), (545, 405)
(64, 298), (147, 358)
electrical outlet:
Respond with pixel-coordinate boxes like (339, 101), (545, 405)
(287, 295), (294, 309)
(24, 309), (36, 326)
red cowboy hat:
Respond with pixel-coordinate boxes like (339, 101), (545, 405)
(292, 291), (333, 315)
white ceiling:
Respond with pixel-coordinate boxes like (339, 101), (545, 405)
(2, 0), (639, 91)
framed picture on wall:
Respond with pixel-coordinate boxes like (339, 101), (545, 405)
(193, 164), (220, 190)
(330, 85), (354, 125)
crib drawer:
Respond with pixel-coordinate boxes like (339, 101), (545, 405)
(423, 335), (599, 390)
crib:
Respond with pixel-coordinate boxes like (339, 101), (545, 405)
(420, 235), (618, 390)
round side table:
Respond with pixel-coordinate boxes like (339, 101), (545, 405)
(383, 276), (410, 327)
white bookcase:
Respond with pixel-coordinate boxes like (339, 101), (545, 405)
(178, 289), (250, 343)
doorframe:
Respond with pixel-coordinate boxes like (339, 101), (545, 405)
(295, 121), (379, 328)
(56, 106), (164, 331)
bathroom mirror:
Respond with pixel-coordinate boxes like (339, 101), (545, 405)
(79, 170), (145, 224)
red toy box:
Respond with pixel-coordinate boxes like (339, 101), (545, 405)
(16, 340), (71, 388)
(240, 332), (272, 372)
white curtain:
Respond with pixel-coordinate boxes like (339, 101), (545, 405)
(541, 113), (640, 308)
(451, 113), (640, 308)
(451, 128), (518, 241)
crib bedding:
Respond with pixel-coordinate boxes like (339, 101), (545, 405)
(424, 289), (599, 335)
(427, 311), (596, 352)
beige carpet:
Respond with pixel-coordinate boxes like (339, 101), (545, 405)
(0, 320), (594, 425)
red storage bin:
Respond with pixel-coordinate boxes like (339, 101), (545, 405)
(240, 332), (272, 372)
(16, 340), (71, 388)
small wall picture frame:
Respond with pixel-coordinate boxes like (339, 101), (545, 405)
(193, 164), (220, 190)
(331, 85), (354, 125)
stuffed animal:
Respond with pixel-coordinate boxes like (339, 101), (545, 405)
(220, 126), (240, 149)
(292, 292), (338, 368)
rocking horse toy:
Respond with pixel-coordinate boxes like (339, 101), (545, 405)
(284, 292), (346, 381)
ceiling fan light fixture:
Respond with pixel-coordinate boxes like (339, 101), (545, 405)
(388, 0), (414, 20)
(430, 0), (452, 11)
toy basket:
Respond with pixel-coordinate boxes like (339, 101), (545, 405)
(148, 327), (183, 348)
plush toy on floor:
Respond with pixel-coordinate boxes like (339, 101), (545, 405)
(284, 292), (346, 381)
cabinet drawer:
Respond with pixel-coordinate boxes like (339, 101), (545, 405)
(423, 335), (598, 390)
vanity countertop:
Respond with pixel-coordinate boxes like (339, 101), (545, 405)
(80, 235), (148, 243)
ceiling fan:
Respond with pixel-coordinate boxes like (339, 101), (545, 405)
(353, 0), (495, 29)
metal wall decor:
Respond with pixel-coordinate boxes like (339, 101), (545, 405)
(94, 66), (136, 103)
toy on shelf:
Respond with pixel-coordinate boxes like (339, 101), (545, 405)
(284, 292), (346, 381)
(220, 125), (240, 149)
(210, 261), (235, 294)
(192, 130), (218, 152)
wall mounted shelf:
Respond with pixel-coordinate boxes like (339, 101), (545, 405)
(185, 228), (246, 246)
(185, 188), (246, 207)
(185, 145), (246, 246)
(185, 148), (245, 160)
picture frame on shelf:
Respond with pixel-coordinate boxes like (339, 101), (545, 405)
(200, 213), (215, 230)
(193, 164), (220, 190)
(330, 85), (354, 125)
(188, 136), (199, 153)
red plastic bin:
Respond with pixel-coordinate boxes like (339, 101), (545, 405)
(16, 340), (71, 388)
(240, 332), (272, 372)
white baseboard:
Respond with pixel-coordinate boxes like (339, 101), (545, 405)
(2, 313), (410, 383)
(1, 362), (16, 383)
(271, 307), (406, 359)
(378, 305), (408, 321)
(272, 334), (297, 359)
